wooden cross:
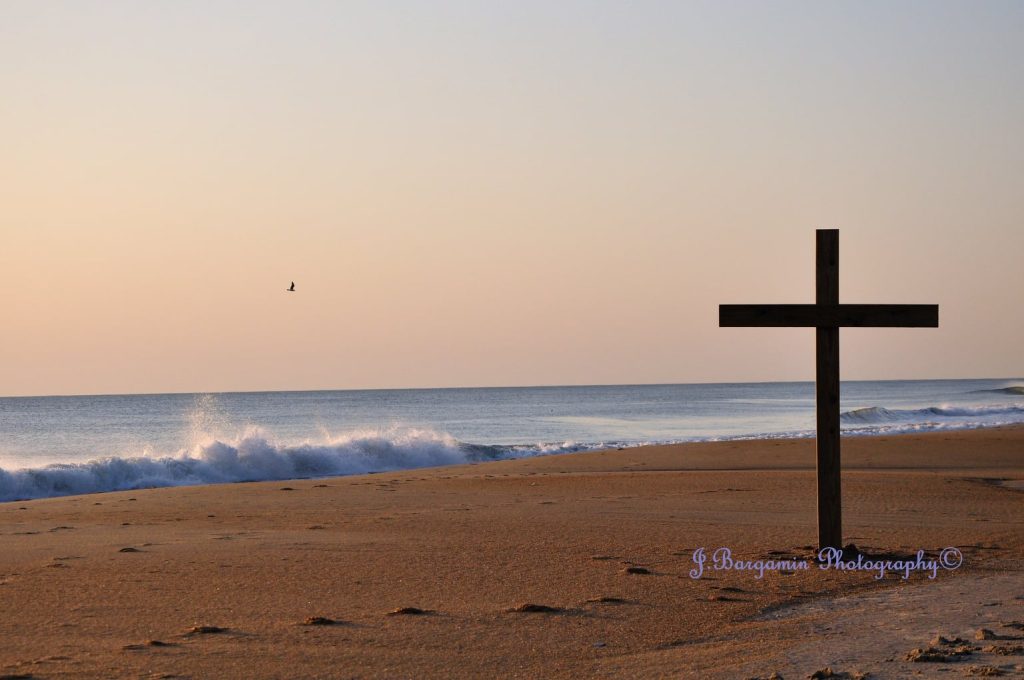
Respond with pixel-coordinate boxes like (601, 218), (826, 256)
(719, 229), (938, 550)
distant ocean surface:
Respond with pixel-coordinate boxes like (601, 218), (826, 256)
(1, 379), (1022, 501)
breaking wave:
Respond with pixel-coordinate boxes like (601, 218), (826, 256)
(972, 386), (1024, 396)
(0, 427), (600, 502)
(718, 403), (1024, 441)
(840, 404), (1024, 424)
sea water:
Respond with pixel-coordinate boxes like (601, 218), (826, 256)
(1, 379), (1021, 501)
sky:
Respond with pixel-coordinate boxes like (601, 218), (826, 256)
(1, 1), (1022, 396)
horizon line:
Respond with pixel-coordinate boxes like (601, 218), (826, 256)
(2, 375), (1021, 401)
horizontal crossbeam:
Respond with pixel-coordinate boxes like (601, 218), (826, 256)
(719, 304), (938, 328)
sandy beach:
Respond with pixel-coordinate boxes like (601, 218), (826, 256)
(1, 427), (1021, 679)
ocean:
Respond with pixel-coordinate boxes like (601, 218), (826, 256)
(1, 378), (1021, 501)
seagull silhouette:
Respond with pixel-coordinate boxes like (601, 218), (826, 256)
(287, 281), (295, 292)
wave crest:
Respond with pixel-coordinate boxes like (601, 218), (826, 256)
(841, 403), (1024, 424)
(0, 427), (506, 502)
(973, 386), (1024, 396)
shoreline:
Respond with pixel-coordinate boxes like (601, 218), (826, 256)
(3, 423), (1024, 505)
(0, 426), (1021, 677)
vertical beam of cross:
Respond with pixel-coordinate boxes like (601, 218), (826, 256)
(719, 229), (938, 551)
(815, 230), (841, 549)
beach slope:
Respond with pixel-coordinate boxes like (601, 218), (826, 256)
(1, 427), (1022, 678)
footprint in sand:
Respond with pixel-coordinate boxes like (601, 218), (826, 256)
(905, 643), (975, 662)
(807, 670), (870, 679)
(716, 586), (746, 593)
(386, 607), (433, 616)
(764, 549), (803, 560)
(123, 640), (176, 651)
(506, 603), (563, 614)
(300, 616), (344, 626)
(932, 635), (971, 646)
(976, 628), (1024, 641)
(620, 566), (652, 575)
(118, 547), (143, 553)
(184, 625), (228, 636)
(585, 596), (628, 605)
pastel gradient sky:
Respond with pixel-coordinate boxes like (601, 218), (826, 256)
(2, 1), (1022, 396)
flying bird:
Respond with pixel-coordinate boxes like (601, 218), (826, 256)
(287, 282), (295, 292)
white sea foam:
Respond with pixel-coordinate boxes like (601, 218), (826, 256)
(0, 426), (607, 502)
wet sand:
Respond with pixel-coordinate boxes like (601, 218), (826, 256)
(0, 427), (1021, 678)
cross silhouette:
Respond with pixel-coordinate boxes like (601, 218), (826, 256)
(719, 229), (938, 550)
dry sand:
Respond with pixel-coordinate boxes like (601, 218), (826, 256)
(0, 427), (1021, 679)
